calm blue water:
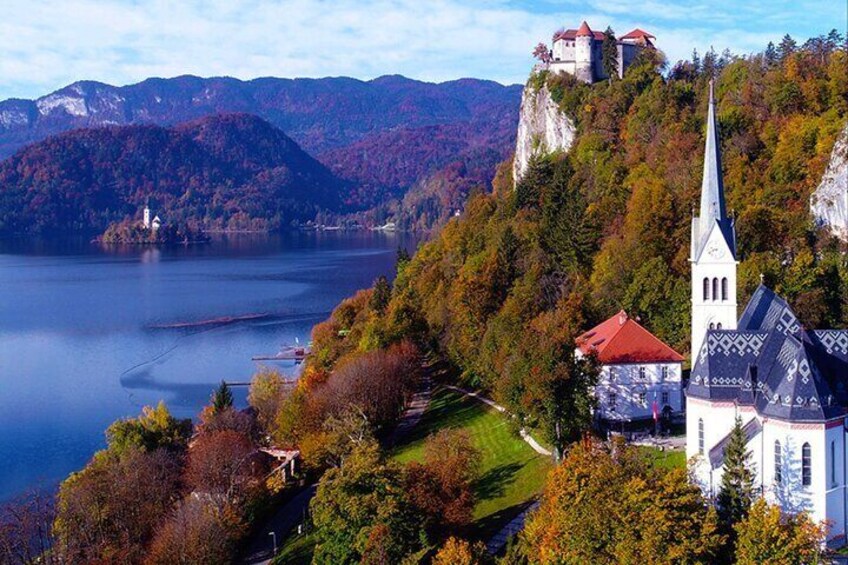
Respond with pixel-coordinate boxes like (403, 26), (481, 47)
(0, 232), (412, 501)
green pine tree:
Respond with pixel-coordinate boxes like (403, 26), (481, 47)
(601, 27), (618, 82)
(717, 416), (756, 530)
(211, 380), (234, 413)
(370, 275), (391, 315)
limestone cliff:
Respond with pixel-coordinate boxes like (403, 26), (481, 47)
(512, 81), (576, 185)
(811, 123), (848, 240)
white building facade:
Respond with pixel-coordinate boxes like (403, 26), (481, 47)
(577, 310), (685, 424)
(686, 82), (848, 543)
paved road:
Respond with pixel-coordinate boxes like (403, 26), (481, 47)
(486, 502), (539, 555)
(239, 484), (317, 565)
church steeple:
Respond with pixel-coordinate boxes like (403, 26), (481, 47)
(699, 80), (727, 228)
(690, 80), (738, 359)
(692, 79), (736, 262)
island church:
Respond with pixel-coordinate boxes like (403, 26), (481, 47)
(686, 82), (848, 543)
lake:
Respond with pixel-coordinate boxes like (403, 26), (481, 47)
(0, 232), (413, 501)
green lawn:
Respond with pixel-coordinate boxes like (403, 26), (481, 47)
(271, 531), (316, 565)
(636, 445), (687, 470)
(393, 388), (554, 540)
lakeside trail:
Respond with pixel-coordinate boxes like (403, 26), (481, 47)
(238, 361), (434, 565)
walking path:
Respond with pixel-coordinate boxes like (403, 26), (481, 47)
(445, 385), (552, 457)
(239, 365), (434, 564)
(486, 501), (540, 555)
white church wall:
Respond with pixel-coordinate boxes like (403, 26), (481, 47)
(685, 397), (737, 494)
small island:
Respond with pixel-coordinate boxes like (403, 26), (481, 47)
(98, 204), (210, 245)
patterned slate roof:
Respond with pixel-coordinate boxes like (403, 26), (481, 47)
(687, 285), (848, 422)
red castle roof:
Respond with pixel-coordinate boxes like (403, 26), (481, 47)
(620, 28), (656, 40)
(576, 310), (684, 364)
(576, 21), (593, 37)
(554, 28), (606, 41)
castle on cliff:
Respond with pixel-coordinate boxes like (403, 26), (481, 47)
(548, 21), (655, 83)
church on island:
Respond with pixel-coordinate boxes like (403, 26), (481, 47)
(685, 82), (848, 543)
(548, 21), (655, 84)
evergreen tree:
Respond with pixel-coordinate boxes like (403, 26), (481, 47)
(717, 417), (756, 531)
(211, 380), (233, 413)
(691, 48), (701, 74)
(763, 42), (778, 67)
(370, 275), (391, 315)
(777, 34), (797, 62)
(702, 46), (718, 78)
(601, 27), (618, 83)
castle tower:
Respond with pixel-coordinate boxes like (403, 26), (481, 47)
(574, 21), (594, 83)
(690, 80), (737, 358)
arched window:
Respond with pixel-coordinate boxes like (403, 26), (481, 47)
(774, 440), (782, 484)
(802, 443), (811, 486)
(721, 277), (729, 301)
(832, 441), (837, 486)
(703, 278), (710, 301)
(712, 278), (719, 301)
(709, 323), (715, 330)
(717, 323), (723, 329)
(698, 419), (704, 455)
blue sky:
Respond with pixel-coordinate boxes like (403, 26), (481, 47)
(0, 0), (844, 100)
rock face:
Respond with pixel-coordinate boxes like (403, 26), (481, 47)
(512, 82), (576, 185)
(811, 123), (848, 241)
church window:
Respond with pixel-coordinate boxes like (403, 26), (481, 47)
(774, 441), (782, 484)
(712, 278), (719, 301)
(709, 323), (715, 330)
(721, 277), (728, 301)
(608, 393), (617, 411)
(717, 323), (723, 330)
(802, 443), (811, 486)
(832, 441), (837, 486)
(703, 278), (710, 301)
(698, 419), (704, 454)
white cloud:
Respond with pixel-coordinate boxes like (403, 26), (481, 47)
(0, 0), (842, 99)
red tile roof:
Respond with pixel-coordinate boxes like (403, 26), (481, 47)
(576, 21), (593, 37)
(620, 28), (656, 40)
(576, 310), (684, 364)
(554, 29), (606, 41)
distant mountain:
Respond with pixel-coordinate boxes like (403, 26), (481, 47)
(0, 76), (522, 202)
(0, 114), (350, 233)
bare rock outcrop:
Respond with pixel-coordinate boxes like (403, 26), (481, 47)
(811, 123), (848, 241)
(512, 80), (575, 186)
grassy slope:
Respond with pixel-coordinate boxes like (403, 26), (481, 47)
(393, 388), (554, 540)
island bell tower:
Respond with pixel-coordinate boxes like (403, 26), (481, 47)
(691, 80), (737, 358)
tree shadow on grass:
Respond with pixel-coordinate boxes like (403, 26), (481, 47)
(471, 499), (537, 543)
(474, 462), (522, 501)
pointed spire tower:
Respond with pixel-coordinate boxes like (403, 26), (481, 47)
(690, 79), (738, 359)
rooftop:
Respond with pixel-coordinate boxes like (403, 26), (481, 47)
(576, 310), (685, 364)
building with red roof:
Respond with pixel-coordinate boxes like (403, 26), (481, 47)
(547, 22), (655, 84)
(576, 310), (684, 423)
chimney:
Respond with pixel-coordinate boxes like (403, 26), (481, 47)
(619, 311), (628, 325)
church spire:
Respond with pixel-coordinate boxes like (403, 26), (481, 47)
(699, 79), (727, 228)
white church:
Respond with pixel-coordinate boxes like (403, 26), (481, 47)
(686, 82), (848, 543)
